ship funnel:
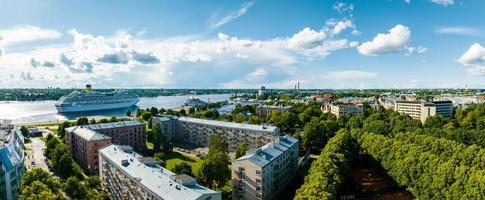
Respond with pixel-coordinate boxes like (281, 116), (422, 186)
(85, 84), (92, 91)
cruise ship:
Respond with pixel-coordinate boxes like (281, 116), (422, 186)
(55, 85), (140, 113)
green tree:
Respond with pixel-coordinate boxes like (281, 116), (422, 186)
(19, 169), (62, 200)
(64, 176), (89, 199)
(89, 118), (97, 124)
(173, 162), (194, 176)
(235, 143), (247, 159)
(57, 121), (70, 138)
(424, 115), (446, 129)
(99, 118), (109, 123)
(20, 126), (29, 137)
(126, 110), (132, 117)
(76, 117), (89, 126)
(150, 107), (159, 116)
(151, 123), (164, 152)
(141, 112), (153, 121)
(302, 117), (329, 153)
(268, 110), (297, 133)
(20, 181), (60, 200)
(110, 116), (119, 122)
(197, 133), (230, 190)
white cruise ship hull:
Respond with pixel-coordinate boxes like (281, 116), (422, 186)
(56, 99), (139, 113)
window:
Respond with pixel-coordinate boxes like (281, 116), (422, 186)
(256, 178), (261, 184)
(256, 170), (261, 176)
(239, 167), (245, 173)
(256, 186), (261, 191)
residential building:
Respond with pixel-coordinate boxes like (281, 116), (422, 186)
(65, 126), (112, 174)
(255, 105), (292, 118)
(99, 144), (221, 200)
(328, 103), (364, 118)
(81, 121), (146, 151)
(0, 123), (25, 200)
(152, 116), (279, 152)
(395, 100), (454, 123)
(257, 86), (267, 97)
(231, 136), (299, 200)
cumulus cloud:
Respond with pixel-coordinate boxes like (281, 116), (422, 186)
(457, 43), (485, 75)
(210, 2), (254, 30)
(324, 70), (378, 80)
(288, 28), (327, 49)
(97, 51), (130, 64)
(357, 24), (425, 56)
(435, 26), (480, 36)
(0, 25), (62, 47)
(30, 58), (56, 68)
(430, 0), (454, 6)
(131, 51), (160, 64)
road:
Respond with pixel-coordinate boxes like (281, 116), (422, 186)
(24, 137), (49, 171)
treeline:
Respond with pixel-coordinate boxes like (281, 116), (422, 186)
(294, 130), (358, 199)
(354, 132), (485, 199)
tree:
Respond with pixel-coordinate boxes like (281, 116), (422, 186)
(151, 123), (163, 152)
(235, 143), (247, 159)
(76, 117), (89, 126)
(153, 152), (166, 167)
(99, 118), (109, 123)
(57, 121), (70, 138)
(126, 110), (132, 117)
(20, 126), (29, 137)
(20, 181), (59, 200)
(150, 107), (159, 116)
(173, 162), (194, 176)
(302, 117), (329, 153)
(110, 116), (119, 122)
(20, 169), (62, 200)
(64, 176), (89, 199)
(141, 112), (153, 121)
(197, 133), (230, 190)
(89, 118), (97, 124)
(268, 110), (297, 133)
(424, 115), (446, 129)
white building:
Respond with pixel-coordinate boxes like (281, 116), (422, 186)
(395, 100), (453, 123)
(0, 123), (25, 200)
(231, 136), (299, 200)
(323, 103), (364, 118)
(99, 144), (221, 200)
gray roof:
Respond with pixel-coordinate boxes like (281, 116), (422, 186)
(178, 117), (278, 132)
(236, 135), (298, 168)
(82, 120), (145, 130)
(65, 126), (111, 141)
(99, 144), (220, 200)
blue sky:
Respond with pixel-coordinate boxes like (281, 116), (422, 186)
(0, 0), (484, 89)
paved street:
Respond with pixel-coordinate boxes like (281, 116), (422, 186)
(24, 137), (49, 171)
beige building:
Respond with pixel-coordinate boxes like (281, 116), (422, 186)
(152, 116), (279, 152)
(65, 126), (112, 174)
(395, 100), (453, 123)
(82, 121), (147, 151)
(326, 103), (364, 118)
(231, 136), (298, 200)
(99, 144), (221, 200)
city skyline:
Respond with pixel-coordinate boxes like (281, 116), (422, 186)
(0, 0), (484, 89)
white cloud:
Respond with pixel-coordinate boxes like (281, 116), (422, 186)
(210, 2), (254, 30)
(430, 0), (454, 6)
(324, 70), (378, 80)
(435, 26), (480, 36)
(332, 19), (354, 35)
(0, 25), (62, 47)
(357, 24), (425, 56)
(288, 28), (327, 49)
(457, 43), (485, 75)
(333, 2), (354, 13)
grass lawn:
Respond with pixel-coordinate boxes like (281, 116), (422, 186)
(163, 151), (203, 175)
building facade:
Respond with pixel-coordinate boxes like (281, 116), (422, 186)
(152, 116), (279, 152)
(395, 100), (453, 123)
(329, 103), (364, 118)
(65, 126), (112, 174)
(99, 144), (221, 200)
(0, 124), (25, 200)
(255, 105), (292, 118)
(82, 121), (146, 151)
(231, 136), (299, 200)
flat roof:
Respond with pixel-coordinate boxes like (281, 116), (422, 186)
(178, 117), (278, 132)
(99, 145), (220, 200)
(65, 126), (111, 141)
(82, 120), (145, 130)
(235, 135), (298, 168)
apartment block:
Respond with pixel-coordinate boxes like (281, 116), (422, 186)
(231, 136), (299, 200)
(395, 100), (453, 123)
(255, 105), (292, 118)
(152, 116), (279, 152)
(324, 103), (364, 118)
(99, 144), (221, 200)
(65, 126), (112, 174)
(0, 123), (25, 200)
(82, 121), (147, 151)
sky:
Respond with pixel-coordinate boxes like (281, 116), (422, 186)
(0, 0), (484, 89)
